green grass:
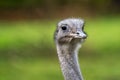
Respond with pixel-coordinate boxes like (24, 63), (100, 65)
(0, 56), (120, 80)
(85, 17), (120, 51)
(0, 17), (120, 53)
(0, 17), (120, 80)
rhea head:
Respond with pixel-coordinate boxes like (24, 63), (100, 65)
(54, 18), (87, 46)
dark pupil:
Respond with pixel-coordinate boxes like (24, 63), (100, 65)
(61, 26), (67, 30)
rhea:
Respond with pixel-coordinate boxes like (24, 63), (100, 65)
(54, 18), (87, 80)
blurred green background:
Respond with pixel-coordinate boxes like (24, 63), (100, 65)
(0, 0), (120, 80)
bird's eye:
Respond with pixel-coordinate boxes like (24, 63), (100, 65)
(61, 26), (67, 30)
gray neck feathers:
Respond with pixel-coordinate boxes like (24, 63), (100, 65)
(56, 44), (83, 80)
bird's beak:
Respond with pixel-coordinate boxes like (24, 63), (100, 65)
(70, 31), (87, 39)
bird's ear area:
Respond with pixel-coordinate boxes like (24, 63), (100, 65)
(82, 24), (85, 31)
(81, 20), (86, 32)
(81, 21), (88, 39)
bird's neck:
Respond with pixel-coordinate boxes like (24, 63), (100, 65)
(56, 44), (83, 80)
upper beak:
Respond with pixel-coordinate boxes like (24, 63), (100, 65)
(76, 31), (87, 39)
(70, 31), (87, 39)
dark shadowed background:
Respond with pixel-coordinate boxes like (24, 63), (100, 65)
(0, 0), (120, 80)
